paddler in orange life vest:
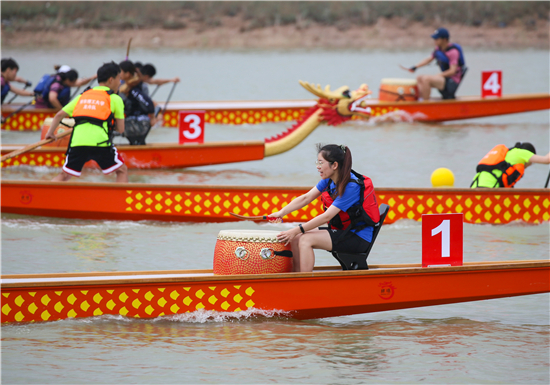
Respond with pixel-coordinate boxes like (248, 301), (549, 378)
(45, 61), (128, 183)
(271, 144), (380, 272)
(471, 142), (550, 188)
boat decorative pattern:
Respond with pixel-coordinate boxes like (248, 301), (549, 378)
(121, 189), (549, 224)
(1, 283), (257, 323)
(163, 108), (308, 127)
(1, 152), (66, 167)
(124, 190), (318, 220)
(1, 111), (55, 131)
(377, 192), (549, 224)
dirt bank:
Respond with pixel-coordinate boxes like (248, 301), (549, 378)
(3, 17), (549, 50)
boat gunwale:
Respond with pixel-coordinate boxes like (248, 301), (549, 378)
(1, 179), (548, 194)
(2, 260), (548, 289)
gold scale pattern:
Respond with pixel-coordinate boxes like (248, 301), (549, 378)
(1, 152), (65, 167)
(162, 108), (307, 127)
(1, 284), (256, 323)
(124, 189), (318, 220)
(2, 112), (55, 131)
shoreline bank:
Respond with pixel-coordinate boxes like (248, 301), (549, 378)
(3, 19), (549, 50)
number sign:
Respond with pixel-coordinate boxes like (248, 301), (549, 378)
(178, 110), (205, 144)
(422, 213), (463, 267)
(481, 71), (502, 98)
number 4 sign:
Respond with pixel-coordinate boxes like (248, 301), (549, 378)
(482, 71), (502, 98)
(179, 110), (205, 144)
(422, 213), (463, 267)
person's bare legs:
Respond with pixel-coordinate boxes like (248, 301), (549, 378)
(416, 74), (446, 100)
(52, 171), (72, 182)
(115, 164), (128, 183)
(291, 229), (333, 272)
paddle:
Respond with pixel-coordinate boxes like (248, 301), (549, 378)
(162, 82), (177, 113)
(230, 212), (282, 222)
(545, 169), (550, 188)
(1, 129), (73, 162)
(126, 38), (133, 60)
(1, 98), (36, 125)
(70, 78), (96, 99)
(150, 84), (161, 98)
(6, 82), (32, 104)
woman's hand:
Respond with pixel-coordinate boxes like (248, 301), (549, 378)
(276, 227), (300, 246)
(267, 211), (284, 223)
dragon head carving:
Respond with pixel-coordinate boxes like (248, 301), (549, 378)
(299, 80), (372, 125)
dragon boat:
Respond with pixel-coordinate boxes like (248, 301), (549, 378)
(1, 260), (548, 324)
(2, 92), (548, 132)
(2, 180), (548, 225)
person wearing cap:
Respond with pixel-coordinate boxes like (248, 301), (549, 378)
(407, 27), (466, 100)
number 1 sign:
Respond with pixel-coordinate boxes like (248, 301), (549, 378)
(422, 213), (463, 267)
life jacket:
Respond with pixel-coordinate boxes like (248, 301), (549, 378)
(72, 88), (115, 145)
(34, 74), (71, 107)
(433, 43), (466, 74)
(1, 78), (10, 104)
(126, 83), (155, 116)
(321, 170), (381, 241)
(470, 144), (525, 188)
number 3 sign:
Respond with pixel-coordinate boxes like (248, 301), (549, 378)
(179, 110), (205, 144)
(482, 71), (502, 98)
(422, 213), (463, 267)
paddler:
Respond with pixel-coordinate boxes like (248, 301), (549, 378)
(117, 60), (157, 145)
(34, 65), (96, 110)
(138, 63), (180, 96)
(471, 142), (550, 188)
(406, 27), (466, 100)
(45, 61), (128, 183)
(271, 144), (380, 272)
(1, 58), (34, 104)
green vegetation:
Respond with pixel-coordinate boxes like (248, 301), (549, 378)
(2, 1), (547, 31)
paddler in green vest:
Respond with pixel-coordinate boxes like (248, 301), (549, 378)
(45, 61), (128, 183)
(471, 142), (550, 188)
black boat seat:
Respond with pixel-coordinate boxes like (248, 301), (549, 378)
(331, 204), (390, 271)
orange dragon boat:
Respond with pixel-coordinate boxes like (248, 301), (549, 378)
(2, 180), (548, 225)
(2, 92), (548, 131)
(1, 260), (548, 324)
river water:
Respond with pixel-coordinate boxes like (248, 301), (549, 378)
(1, 48), (549, 384)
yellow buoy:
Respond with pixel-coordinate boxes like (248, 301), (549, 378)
(431, 168), (455, 187)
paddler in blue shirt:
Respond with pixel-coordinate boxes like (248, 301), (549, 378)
(406, 27), (466, 101)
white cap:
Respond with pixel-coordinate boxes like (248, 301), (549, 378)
(57, 65), (71, 73)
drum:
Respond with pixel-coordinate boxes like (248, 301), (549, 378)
(40, 117), (74, 148)
(379, 78), (418, 102)
(213, 230), (293, 275)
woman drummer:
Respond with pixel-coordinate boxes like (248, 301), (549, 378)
(271, 144), (380, 272)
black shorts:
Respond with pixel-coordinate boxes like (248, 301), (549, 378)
(439, 78), (459, 100)
(63, 146), (124, 176)
(320, 227), (371, 254)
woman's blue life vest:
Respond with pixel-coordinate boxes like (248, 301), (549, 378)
(320, 170), (381, 241)
(34, 74), (71, 107)
(433, 43), (466, 74)
(1, 79), (10, 104)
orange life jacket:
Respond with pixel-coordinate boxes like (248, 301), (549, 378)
(73, 88), (115, 130)
(321, 170), (380, 238)
(471, 144), (525, 188)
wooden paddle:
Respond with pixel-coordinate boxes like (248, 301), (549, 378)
(1, 129), (73, 162)
(126, 38), (133, 60)
(6, 82), (31, 104)
(1, 98), (36, 125)
(230, 212), (281, 222)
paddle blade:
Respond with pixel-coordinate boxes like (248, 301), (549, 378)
(229, 212), (283, 223)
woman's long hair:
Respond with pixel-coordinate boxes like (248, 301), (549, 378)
(317, 143), (352, 198)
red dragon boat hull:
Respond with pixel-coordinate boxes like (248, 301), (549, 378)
(1, 261), (548, 324)
(1, 180), (548, 225)
(2, 93), (548, 131)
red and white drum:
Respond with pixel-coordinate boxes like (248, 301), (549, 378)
(213, 230), (293, 275)
(379, 78), (418, 102)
